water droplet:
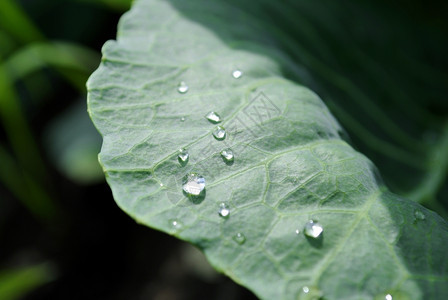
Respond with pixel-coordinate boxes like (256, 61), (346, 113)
(218, 203), (230, 218)
(295, 229), (300, 235)
(304, 220), (323, 238)
(233, 233), (246, 244)
(160, 183), (164, 187)
(297, 285), (323, 300)
(205, 111), (222, 123)
(374, 291), (409, 300)
(414, 210), (425, 221)
(180, 117), (185, 122)
(220, 149), (234, 162)
(182, 173), (205, 196)
(178, 81), (189, 94)
(213, 126), (226, 140)
(232, 69), (243, 79)
(170, 219), (182, 230)
(178, 148), (189, 163)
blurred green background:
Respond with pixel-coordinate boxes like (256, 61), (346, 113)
(0, 0), (446, 299)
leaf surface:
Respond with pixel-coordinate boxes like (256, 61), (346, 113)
(87, 0), (448, 299)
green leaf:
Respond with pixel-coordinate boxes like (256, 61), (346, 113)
(87, 0), (448, 299)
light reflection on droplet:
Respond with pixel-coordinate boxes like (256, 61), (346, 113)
(218, 203), (230, 218)
(182, 173), (205, 196)
(213, 126), (226, 140)
(205, 111), (222, 123)
(178, 81), (189, 93)
(232, 69), (243, 79)
(304, 220), (323, 238)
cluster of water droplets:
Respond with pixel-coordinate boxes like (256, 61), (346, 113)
(174, 69), (245, 247)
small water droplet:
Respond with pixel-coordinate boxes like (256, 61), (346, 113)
(178, 148), (189, 163)
(180, 117), (185, 122)
(232, 69), (243, 79)
(233, 232), (246, 244)
(213, 126), (226, 140)
(160, 183), (164, 187)
(414, 210), (425, 221)
(205, 111), (222, 123)
(218, 203), (230, 218)
(374, 291), (409, 300)
(170, 219), (182, 230)
(182, 173), (205, 196)
(297, 285), (323, 300)
(178, 81), (189, 94)
(304, 220), (323, 238)
(220, 149), (234, 162)
(295, 229), (300, 235)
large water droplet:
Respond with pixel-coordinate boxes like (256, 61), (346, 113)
(182, 173), (205, 196)
(213, 126), (226, 140)
(218, 203), (230, 218)
(414, 210), (425, 221)
(178, 81), (189, 94)
(232, 69), (243, 79)
(205, 111), (222, 123)
(178, 148), (189, 164)
(220, 149), (234, 162)
(304, 220), (323, 238)
(233, 233), (246, 244)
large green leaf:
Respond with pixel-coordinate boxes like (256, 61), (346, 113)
(87, 0), (448, 299)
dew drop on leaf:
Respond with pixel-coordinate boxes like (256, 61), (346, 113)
(180, 117), (185, 122)
(233, 232), (246, 244)
(385, 294), (392, 300)
(218, 202), (230, 218)
(304, 220), (323, 238)
(232, 69), (243, 79)
(220, 149), (234, 162)
(178, 148), (189, 164)
(213, 126), (226, 140)
(182, 173), (205, 196)
(295, 229), (300, 235)
(177, 81), (189, 93)
(205, 111), (222, 123)
(297, 285), (323, 300)
(414, 210), (425, 221)
(170, 219), (182, 230)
